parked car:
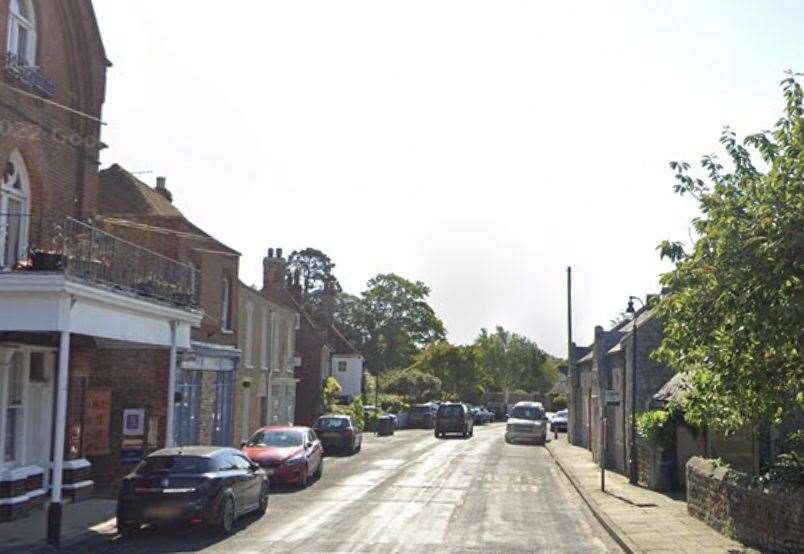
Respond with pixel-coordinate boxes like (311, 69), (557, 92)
(242, 426), (323, 488)
(471, 406), (485, 425)
(505, 402), (548, 445)
(409, 403), (438, 428)
(116, 446), (269, 537)
(364, 405), (399, 429)
(481, 408), (494, 423)
(313, 414), (363, 454)
(550, 409), (568, 433)
(435, 402), (474, 438)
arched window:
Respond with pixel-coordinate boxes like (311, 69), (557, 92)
(7, 0), (36, 66)
(0, 150), (30, 268)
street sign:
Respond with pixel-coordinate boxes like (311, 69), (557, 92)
(604, 390), (620, 406)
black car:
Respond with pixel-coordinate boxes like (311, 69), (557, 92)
(313, 414), (363, 454)
(409, 403), (438, 428)
(550, 410), (568, 433)
(435, 402), (474, 438)
(117, 446), (269, 537)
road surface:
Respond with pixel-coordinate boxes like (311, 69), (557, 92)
(62, 424), (620, 553)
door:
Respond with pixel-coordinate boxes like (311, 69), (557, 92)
(212, 372), (233, 446)
(174, 370), (201, 446)
(306, 430), (322, 473)
(231, 453), (260, 510)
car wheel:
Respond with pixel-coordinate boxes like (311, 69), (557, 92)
(257, 483), (269, 515)
(216, 495), (235, 535)
(505, 436), (511, 444)
(118, 521), (139, 539)
(434, 430), (440, 438)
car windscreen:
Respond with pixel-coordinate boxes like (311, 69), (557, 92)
(438, 405), (463, 418)
(510, 406), (545, 420)
(136, 456), (209, 475)
(316, 418), (348, 429)
(246, 430), (303, 447)
(411, 406), (432, 414)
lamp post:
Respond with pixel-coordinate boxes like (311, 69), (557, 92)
(625, 295), (644, 484)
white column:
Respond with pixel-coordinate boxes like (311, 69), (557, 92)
(50, 331), (70, 503)
(165, 321), (178, 448)
(47, 330), (70, 546)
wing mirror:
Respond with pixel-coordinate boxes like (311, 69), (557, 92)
(240, 441), (248, 448)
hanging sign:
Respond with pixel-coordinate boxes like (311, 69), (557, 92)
(604, 390), (621, 406)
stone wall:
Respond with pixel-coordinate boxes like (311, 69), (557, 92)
(636, 437), (675, 491)
(687, 457), (804, 553)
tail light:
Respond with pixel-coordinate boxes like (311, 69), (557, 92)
(344, 428), (354, 439)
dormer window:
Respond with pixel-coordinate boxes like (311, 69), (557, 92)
(7, 0), (36, 66)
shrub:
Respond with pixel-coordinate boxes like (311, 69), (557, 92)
(636, 409), (673, 448)
(550, 393), (567, 410)
(320, 377), (343, 413)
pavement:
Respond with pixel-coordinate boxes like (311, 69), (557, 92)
(22, 424), (622, 553)
(546, 434), (756, 554)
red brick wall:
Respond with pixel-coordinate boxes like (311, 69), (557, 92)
(0, 0), (107, 219)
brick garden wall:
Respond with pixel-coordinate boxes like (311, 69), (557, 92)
(686, 457), (804, 553)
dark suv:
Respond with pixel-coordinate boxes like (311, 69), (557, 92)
(409, 403), (437, 428)
(435, 403), (473, 438)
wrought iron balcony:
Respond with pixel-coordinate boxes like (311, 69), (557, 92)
(0, 214), (199, 308)
(3, 52), (56, 97)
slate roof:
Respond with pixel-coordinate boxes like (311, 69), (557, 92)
(651, 372), (690, 407)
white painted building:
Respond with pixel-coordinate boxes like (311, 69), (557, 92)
(328, 353), (364, 401)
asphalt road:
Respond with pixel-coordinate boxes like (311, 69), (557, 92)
(62, 424), (621, 553)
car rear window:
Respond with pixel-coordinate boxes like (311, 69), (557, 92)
(411, 406), (432, 414)
(246, 430), (303, 447)
(510, 406), (545, 420)
(316, 418), (348, 429)
(136, 456), (209, 475)
(438, 405), (463, 418)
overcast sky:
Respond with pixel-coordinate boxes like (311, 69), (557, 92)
(93, 1), (802, 356)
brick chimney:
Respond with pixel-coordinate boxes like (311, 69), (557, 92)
(155, 176), (173, 202)
(289, 269), (303, 304)
(262, 247), (287, 294)
(315, 278), (338, 326)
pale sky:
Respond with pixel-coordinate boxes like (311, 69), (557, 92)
(93, 1), (803, 357)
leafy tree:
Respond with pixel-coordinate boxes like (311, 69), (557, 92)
(340, 273), (446, 372)
(474, 327), (550, 405)
(320, 376), (342, 414)
(381, 367), (442, 403)
(288, 248), (338, 295)
(411, 341), (489, 401)
(654, 73), (804, 434)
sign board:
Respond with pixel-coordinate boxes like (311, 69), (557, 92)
(123, 409), (145, 436)
(147, 416), (160, 448)
(83, 390), (111, 455)
(604, 390), (620, 406)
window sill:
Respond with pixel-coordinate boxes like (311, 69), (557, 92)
(220, 328), (234, 335)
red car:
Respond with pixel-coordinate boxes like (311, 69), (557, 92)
(242, 426), (323, 488)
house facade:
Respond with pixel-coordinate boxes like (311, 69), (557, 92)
(97, 165), (241, 451)
(234, 280), (298, 445)
(0, 2), (202, 544)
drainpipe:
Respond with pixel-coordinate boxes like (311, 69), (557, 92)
(165, 321), (178, 447)
(47, 329), (71, 547)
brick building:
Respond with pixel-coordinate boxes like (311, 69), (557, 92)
(260, 248), (362, 426)
(97, 164), (241, 449)
(234, 279), (298, 445)
(0, 2), (203, 545)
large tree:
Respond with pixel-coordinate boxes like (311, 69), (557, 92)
(341, 273), (446, 372)
(474, 327), (550, 405)
(287, 248), (337, 295)
(654, 73), (804, 434)
(412, 341), (489, 403)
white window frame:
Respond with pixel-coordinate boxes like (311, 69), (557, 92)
(260, 309), (271, 370)
(0, 349), (27, 469)
(221, 277), (232, 331)
(0, 150), (31, 270)
(6, 0), (36, 66)
(243, 301), (254, 367)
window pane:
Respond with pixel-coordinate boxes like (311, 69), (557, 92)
(3, 199), (23, 267)
(4, 408), (19, 461)
(17, 26), (28, 62)
(7, 352), (23, 405)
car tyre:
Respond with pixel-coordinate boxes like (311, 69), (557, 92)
(257, 483), (269, 515)
(118, 521), (139, 539)
(216, 495), (235, 535)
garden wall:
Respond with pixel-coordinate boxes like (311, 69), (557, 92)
(686, 457), (803, 553)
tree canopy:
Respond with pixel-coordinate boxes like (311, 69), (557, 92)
(655, 73), (804, 433)
(288, 248), (338, 295)
(411, 341), (489, 403)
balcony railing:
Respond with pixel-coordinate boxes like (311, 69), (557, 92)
(3, 52), (56, 97)
(0, 214), (199, 308)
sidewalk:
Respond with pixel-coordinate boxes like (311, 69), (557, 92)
(546, 435), (755, 554)
(0, 498), (117, 553)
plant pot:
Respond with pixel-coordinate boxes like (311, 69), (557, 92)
(31, 251), (65, 271)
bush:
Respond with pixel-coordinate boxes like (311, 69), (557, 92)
(550, 393), (567, 410)
(331, 396), (366, 430)
(320, 376), (343, 413)
(636, 409), (673, 447)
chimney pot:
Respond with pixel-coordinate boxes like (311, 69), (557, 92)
(268, 248), (274, 258)
(277, 247), (283, 258)
(154, 176), (172, 202)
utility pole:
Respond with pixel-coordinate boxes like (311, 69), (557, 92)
(566, 266), (574, 443)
